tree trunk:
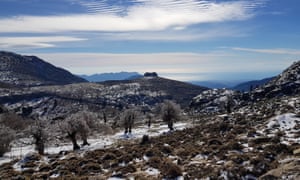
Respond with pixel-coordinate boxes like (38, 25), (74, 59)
(35, 138), (45, 155)
(168, 120), (174, 131)
(82, 137), (90, 146)
(69, 133), (80, 150)
(103, 112), (107, 124)
(147, 118), (151, 128)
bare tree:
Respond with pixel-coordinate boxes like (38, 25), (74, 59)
(102, 111), (107, 124)
(31, 120), (47, 155)
(146, 113), (154, 128)
(0, 125), (15, 157)
(223, 94), (234, 114)
(77, 111), (97, 146)
(160, 100), (181, 131)
(122, 109), (138, 134)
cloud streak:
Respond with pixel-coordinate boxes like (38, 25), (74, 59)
(232, 47), (300, 55)
(0, 0), (266, 33)
(0, 36), (86, 49)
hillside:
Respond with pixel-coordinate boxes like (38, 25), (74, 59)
(0, 51), (86, 86)
(101, 76), (209, 107)
(0, 76), (207, 121)
(252, 61), (300, 99)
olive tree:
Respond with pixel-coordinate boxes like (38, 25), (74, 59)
(160, 100), (181, 131)
(31, 120), (47, 155)
(122, 109), (139, 134)
(0, 125), (15, 157)
(60, 111), (97, 150)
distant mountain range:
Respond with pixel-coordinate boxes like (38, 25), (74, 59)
(231, 77), (275, 92)
(190, 81), (230, 89)
(79, 72), (142, 82)
(190, 78), (275, 91)
(0, 51), (86, 86)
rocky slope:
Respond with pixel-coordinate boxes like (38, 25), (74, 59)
(0, 51), (86, 86)
(252, 61), (300, 99)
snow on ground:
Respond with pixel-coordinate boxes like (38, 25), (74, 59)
(266, 113), (300, 144)
(267, 113), (298, 131)
(0, 121), (191, 166)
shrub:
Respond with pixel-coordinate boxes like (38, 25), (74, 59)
(140, 135), (150, 145)
(161, 160), (182, 179)
(148, 156), (162, 169)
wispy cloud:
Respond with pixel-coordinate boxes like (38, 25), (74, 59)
(98, 25), (249, 41)
(0, 36), (86, 49)
(69, 0), (125, 14)
(232, 47), (300, 55)
(0, 0), (266, 33)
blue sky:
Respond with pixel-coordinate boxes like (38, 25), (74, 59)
(0, 0), (299, 82)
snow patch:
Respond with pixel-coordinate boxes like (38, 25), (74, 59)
(145, 167), (160, 175)
(268, 113), (298, 130)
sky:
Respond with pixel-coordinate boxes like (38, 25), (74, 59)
(0, 0), (300, 82)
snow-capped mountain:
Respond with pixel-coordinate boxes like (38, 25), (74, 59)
(0, 51), (86, 86)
